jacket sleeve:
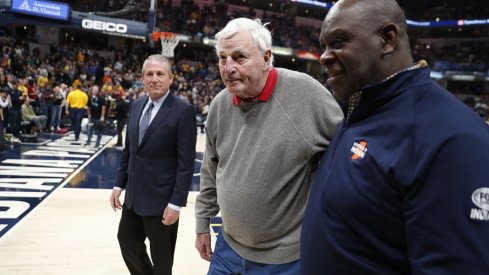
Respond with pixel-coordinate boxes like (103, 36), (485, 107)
(169, 104), (197, 207)
(404, 133), (489, 273)
(114, 102), (133, 189)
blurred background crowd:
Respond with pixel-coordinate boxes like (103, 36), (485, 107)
(1, 0), (488, 144)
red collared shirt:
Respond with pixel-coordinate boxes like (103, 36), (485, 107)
(232, 68), (278, 106)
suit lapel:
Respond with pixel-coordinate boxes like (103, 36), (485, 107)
(139, 93), (174, 147)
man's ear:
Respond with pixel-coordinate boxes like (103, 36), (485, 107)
(263, 50), (272, 69)
(379, 23), (399, 56)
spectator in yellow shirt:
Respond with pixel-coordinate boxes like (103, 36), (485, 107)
(18, 77), (28, 98)
(65, 79), (88, 141)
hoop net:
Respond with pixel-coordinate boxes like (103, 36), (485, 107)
(152, 32), (180, 58)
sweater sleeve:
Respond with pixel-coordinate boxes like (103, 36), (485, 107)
(293, 73), (343, 155)
(195, 107), (220, 233)
(308, 79), (343, 153)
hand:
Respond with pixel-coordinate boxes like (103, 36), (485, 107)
(109, 189), (122, 211)
(195, 233), (213, 261)
(162, 207), (180, 225)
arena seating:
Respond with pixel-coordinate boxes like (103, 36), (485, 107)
(1, 0), (487, 125)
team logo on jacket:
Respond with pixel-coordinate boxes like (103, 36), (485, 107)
(470, 187), (489, 221)
(350, 140), (368, 160)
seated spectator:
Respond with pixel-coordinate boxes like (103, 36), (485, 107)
(21, 97), (47, 133)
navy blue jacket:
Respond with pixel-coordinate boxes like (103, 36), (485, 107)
(115, 93), (196, 216)
(301, 67), (489, 274)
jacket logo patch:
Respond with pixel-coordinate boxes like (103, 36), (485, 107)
(470, 187), (489, 221)
(350, 140), (368, 160)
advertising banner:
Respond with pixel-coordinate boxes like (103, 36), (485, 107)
(10, 0), (70, 21)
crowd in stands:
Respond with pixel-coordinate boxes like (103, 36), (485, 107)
(0, 35), (223, 144)
(60, 0), (489, 55)
(411, 40), (489, 73)
(64, 0), (149, 20)
(52, 0), (489, 74)
(397, 0), (488, 21)
(62, 0), (489, 22)
(0, 0), (488, 147)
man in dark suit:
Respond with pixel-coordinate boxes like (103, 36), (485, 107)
(110, 54), (197, 275)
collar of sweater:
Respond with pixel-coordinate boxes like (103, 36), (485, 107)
(232, 68), (278, 106)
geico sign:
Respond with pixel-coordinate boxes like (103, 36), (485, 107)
(81, 19), (128, 34)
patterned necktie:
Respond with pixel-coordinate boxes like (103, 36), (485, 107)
(138, 102), (154, 145)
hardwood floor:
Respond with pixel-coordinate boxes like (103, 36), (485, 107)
(0, 189), (209, 274)
(0, 134), (210, 274)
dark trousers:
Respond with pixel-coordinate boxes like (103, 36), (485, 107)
(117, 207), (179, 275)
(51, 104), (62, 128)
(86, 118), (104, 146)
(42, 102), (54, 129)
(0, 121), (4, 151)
(69, 108), (85, 141)
(8, 108), (21, 138)
(116, 118), (127, 146)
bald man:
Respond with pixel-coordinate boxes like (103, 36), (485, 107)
(301, 0), (489, 273)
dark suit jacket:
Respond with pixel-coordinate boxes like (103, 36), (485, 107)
(115, 93), (197, 216)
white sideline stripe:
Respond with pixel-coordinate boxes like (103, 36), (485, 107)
(2, 159), (82, 167)
(0, 166), (74, 172)
(22, 151), (91, 158)
(36, 147), (96, 154)
(0, 191), (47, 198)
(0, 136), (117, 242)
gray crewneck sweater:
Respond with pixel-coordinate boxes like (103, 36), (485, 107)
(195, 68), (343, 264)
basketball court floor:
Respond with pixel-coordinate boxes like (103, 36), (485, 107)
(0, 130), (213, 274)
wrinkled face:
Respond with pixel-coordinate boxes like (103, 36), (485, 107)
(142, 59), (173, 101)
(218, 31), (270, 98)
(319, 4), (381, 102)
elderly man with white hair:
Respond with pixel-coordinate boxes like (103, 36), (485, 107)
(195, 17), (343, 274)
(21, 97), (47, 133)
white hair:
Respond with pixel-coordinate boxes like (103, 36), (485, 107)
(142, 54), (172, 75)
(215, 18), (274, 69)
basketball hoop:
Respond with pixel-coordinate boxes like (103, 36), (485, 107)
(152, 32), (180, 58)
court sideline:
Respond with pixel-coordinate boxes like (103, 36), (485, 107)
(0, 134), (210, 274)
